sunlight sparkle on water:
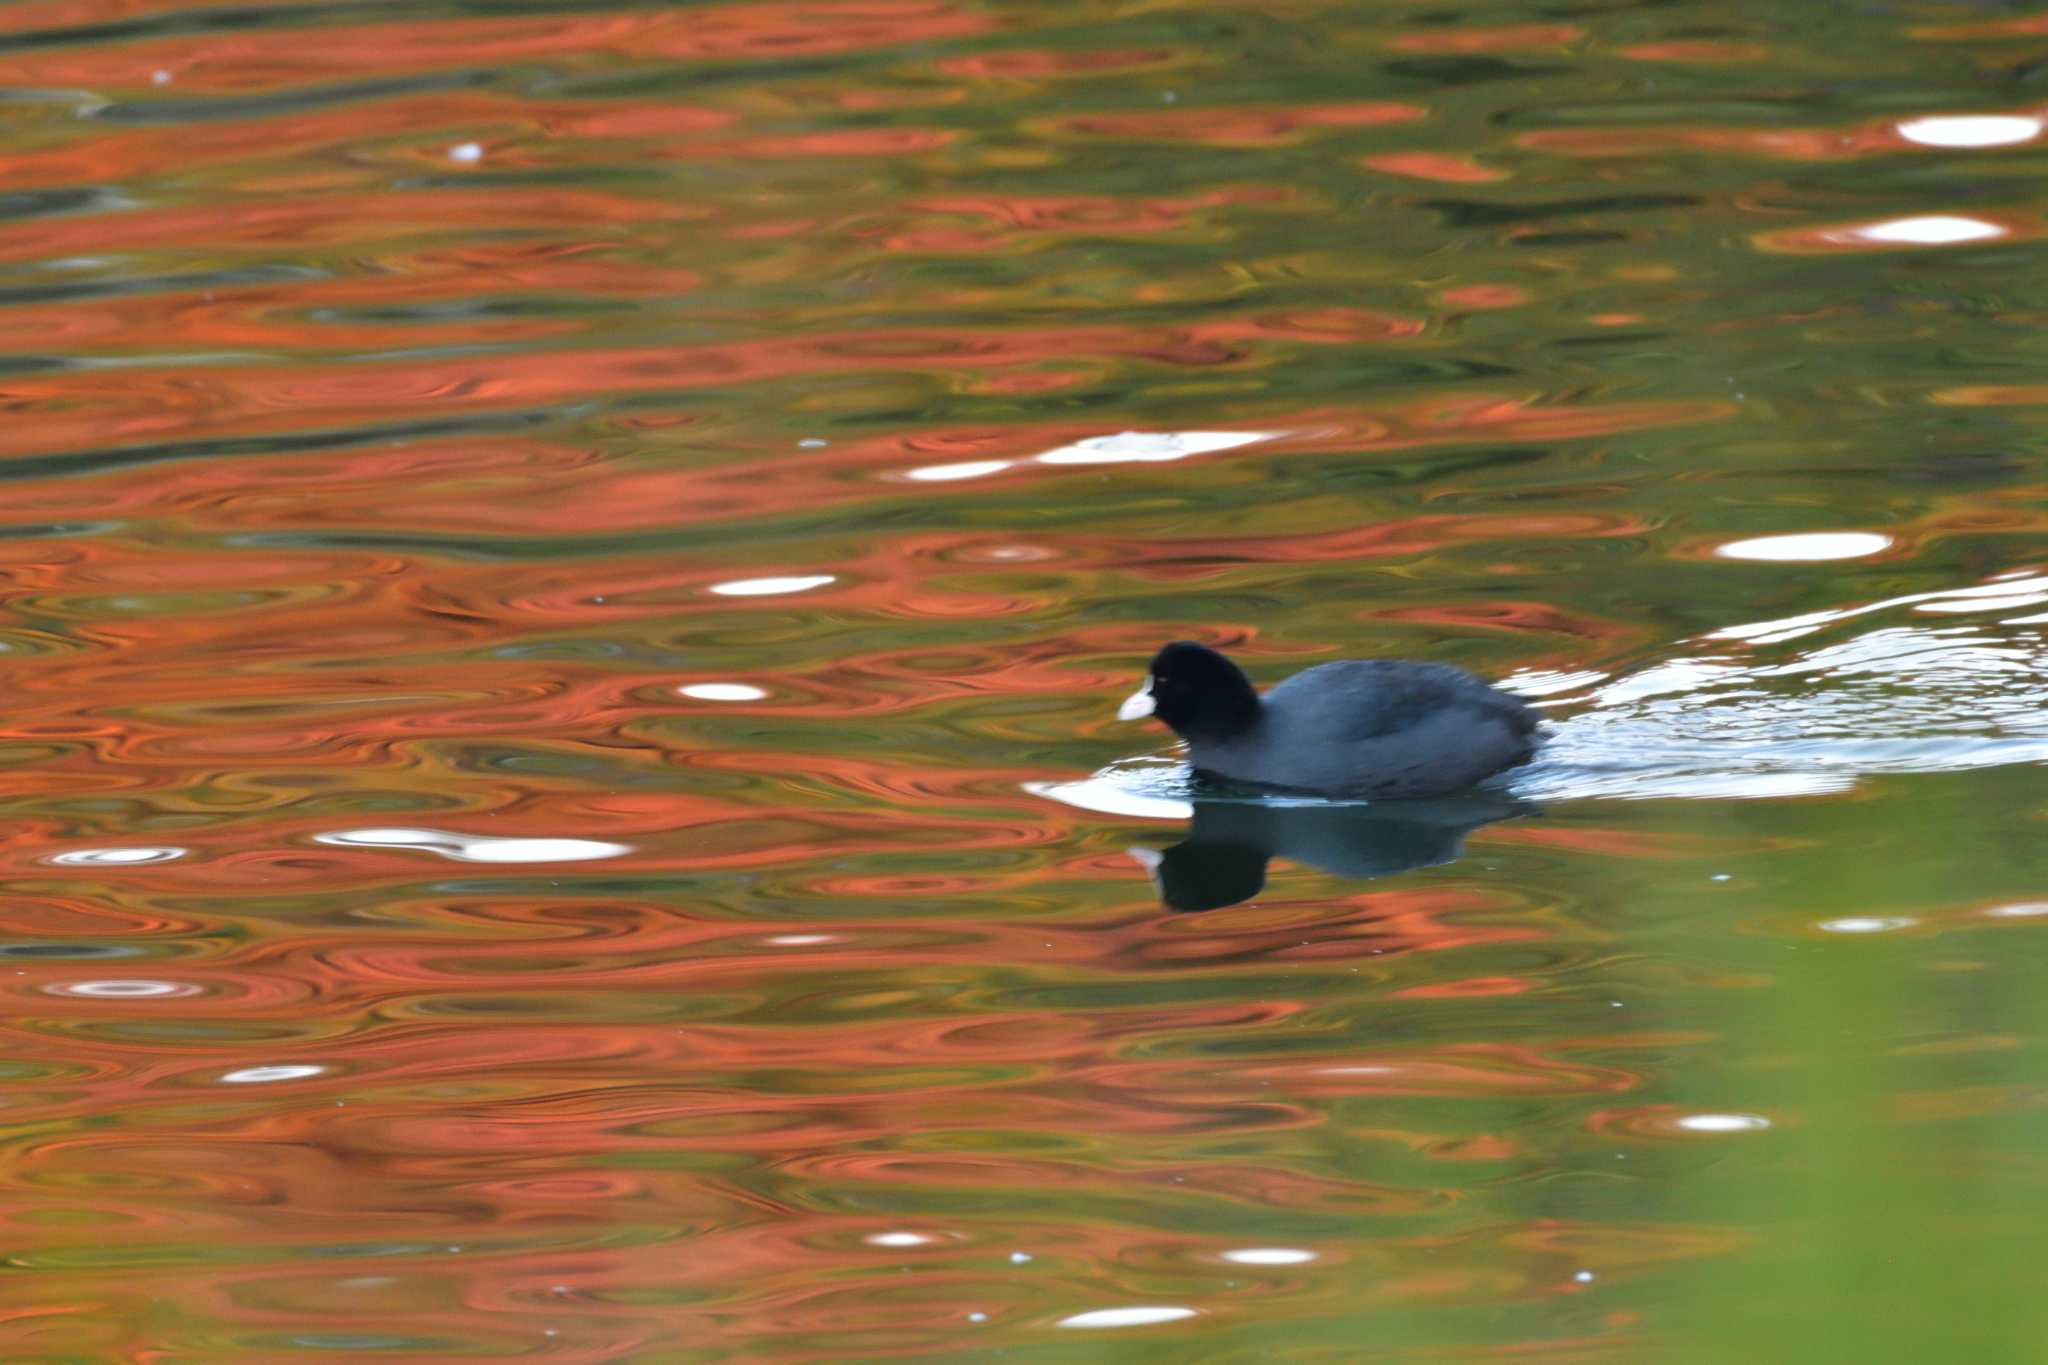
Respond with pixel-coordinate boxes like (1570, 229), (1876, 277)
(1840, 215), (2007, 246)
(1897, 115), (2042, 148)
(49, 979), (200, 998)
(1820, 915), (1916, 934)
(1710, 572), (2048, 642)
(221, 1065), (327, 1084)
(316, 829), (631, 863)
(1914, 593), (2048, 614)
(1220, 1248), (1317, 1266)
(1716, 532), (1892, 561)
(48, 846), (186, 866)
(1033, 431), (1281, 465)
(1024, 778), (1191, 821)
(905, 459), (1015, 482)
(1986, 902), (2048, 918)
(678, 682), (768, 701)
(1673, 1113), (1773, 1133)
(907, 431), (1280, 481)
(1057, 1306), (1199, 1329)
(708, 575), (835, 597)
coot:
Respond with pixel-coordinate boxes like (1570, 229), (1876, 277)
(1117, 640), (1538, 798)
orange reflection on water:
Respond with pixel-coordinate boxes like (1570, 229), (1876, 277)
(1363, 151), (1509, 183)
(0, 0), (995, 91)
(1387, 24), (1582, 53)
(0, 0), (1937, 1355)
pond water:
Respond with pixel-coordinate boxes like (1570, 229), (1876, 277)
(3, 0), (2048, 1358)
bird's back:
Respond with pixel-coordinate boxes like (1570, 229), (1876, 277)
(1189, 658), (1537, 798)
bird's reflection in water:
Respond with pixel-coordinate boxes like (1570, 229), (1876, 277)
(1129, 794), (1530, 911)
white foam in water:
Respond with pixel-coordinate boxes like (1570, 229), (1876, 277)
(1897, 115), (2042, 148)
(316, 828), (631, 863)
(1056, 1306), (1198, 1329)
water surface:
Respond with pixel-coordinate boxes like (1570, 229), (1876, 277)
(1, 0), (2047, 1358)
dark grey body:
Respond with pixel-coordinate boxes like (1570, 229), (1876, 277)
(1184, 660), (1538, 798)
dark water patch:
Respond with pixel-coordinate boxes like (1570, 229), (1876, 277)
(1423, 194), (1702, 228)
(0, 264), (329, 309)
(0, 409), (557, 483)
(0, 187), (134, 222)
(1383, 56), (1571, 85)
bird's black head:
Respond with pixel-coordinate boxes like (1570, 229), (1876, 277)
(1120, 640), (1261, 742)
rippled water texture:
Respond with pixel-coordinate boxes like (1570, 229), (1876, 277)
(5, 0), (2048, 1358)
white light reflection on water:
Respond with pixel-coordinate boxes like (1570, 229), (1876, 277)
(708, 575), (835, 597)
(48, 979), (200, 999)
(1056, 1306), (1199, 1329)
(47, 846), (186, 866)
(1034, 431), (1279, 465)
(1717, 532), (1891, 562)
(1819, 916), (1916, 935)
(1673, 1113), (1772, 1134)
(1024, 769), (1192, 821)
(905, 459), (1014, 482)
(316, 829), (632, 863)
(907, 430), (1281, 482)
(1985, 902), (2048, 919)
(1220, 1247), (1318, 1265)
(1708, 574), (2048, 645)
(1835, 215), (2007, 246)
(1897, 115), (2042, 148)
(221, 1064), (327, 1084)
(678, 682), (768, 701)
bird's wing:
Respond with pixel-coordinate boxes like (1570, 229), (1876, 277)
(1266, 661), (1531, 741)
